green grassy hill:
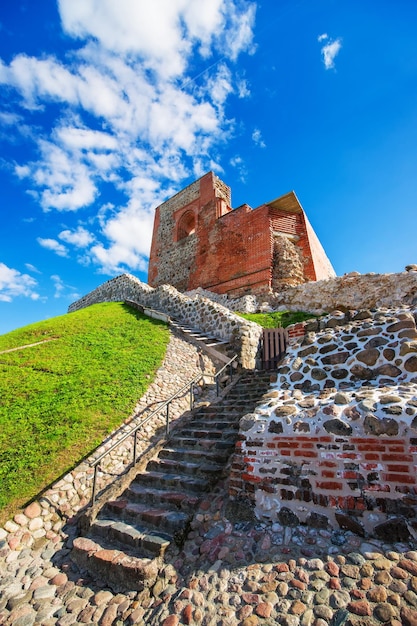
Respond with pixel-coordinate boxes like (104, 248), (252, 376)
(0, 302), (170, 523)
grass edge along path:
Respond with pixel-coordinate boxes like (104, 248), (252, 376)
(238, 310), (316, 328)
(0, 302), (170, 524)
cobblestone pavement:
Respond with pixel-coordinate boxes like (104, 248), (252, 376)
(2, 331), (417, 625)
(2, 476), (417, 626)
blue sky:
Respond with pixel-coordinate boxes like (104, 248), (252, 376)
(1, 0), (416, 335)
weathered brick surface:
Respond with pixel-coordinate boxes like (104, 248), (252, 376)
(148, 172), (335, 297)
(231, 306), (417, 537)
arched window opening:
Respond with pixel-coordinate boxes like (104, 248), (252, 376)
(177, 210), (196, 241)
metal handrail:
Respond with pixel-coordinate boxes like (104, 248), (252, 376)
(213, 354), (238, 395)
(89, 354), (238, 505)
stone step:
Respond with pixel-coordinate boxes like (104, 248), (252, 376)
(71, 368), (275, 591)
(159, 446), (229, 465)
(167, 435), (236, 452)
(103, 500), (191, 538)
(170, 322), (228, 347)
(185, 419), (239, 431)
(194, 407), (241, 417)
(71, 535), (159, 592)
(147, 457), (224, 480)
(134, 470), (211, 493)
(175, 427), (238, 440)
(125, 483), (200, 512)
(92, 518), (173, 557)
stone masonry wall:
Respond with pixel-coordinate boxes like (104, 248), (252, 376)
(269, 271), (417, 313)
(230, 307), (417, 540)
(187, 270), (417, 315)
(68, 274), (262, 369)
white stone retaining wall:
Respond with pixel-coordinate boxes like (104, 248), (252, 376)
(231, 306), (417, 538)
(68, 274), (263, 369)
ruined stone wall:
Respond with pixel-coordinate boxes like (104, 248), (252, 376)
(229, 307), (417, 539)
(270, 271), (417, 312)
(190, 271), (417, 314)
(271, 234), (305, 289)
(68, 274), (262, 369)
(148, 172), (231, 290)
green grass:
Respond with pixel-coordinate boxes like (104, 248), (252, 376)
(237, 310), (316, 328)
(0, 302), (170, 522)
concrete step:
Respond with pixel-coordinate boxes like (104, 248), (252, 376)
(185, 419), (239, 431)
(167, 435), (236, 452)
(176, 426), (238, 440)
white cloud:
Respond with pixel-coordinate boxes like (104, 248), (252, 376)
(37, 238), (69, 257)
(51, 274), (80, 300)
(237, 77), (250, 98)
(320, 37), (342, 70)
(0, 0), (256, 274)
(59, 226), (94, 248)
(51, 274), (65, 298)
(230, 154), (248, 182)
(0, 263), (39, 302)
(57, 0), (254, 77)
(252, 128), (266, 148)
(318, 33), (328, 42)
(25, 263), (41, 274)
(89, 200), (155, 274)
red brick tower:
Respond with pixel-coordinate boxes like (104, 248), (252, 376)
(148, 172), (335, 296)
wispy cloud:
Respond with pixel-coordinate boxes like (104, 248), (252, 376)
(37, 238), (69, 257)
(318, 33), (342, 70)
(51, 274), (79, 300)
(230, 155), (248, 183)
(252, 128), (266, 148)
(0, 262), (39, 302)
(25, 263), (41, 274)
(0, 0), (256, 275)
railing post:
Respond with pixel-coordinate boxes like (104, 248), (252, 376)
(92, 465), (98, 506)
(166, 402), (170, 436)
(190, 383), (194, 410)
(133, 430), (138, 466)
(216, 376), (220, 396)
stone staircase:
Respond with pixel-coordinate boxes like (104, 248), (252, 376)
(169, 319), (232, 365)
(71, 370), (273, 591)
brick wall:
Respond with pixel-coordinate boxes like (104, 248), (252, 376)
(230, 434), (417, 535)
(148, 172), (335, 297)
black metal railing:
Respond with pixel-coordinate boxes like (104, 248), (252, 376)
(89, 354), (238, 506)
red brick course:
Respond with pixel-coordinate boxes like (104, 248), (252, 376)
(148, 172), (335, 296)
(229, 434), (417, 523)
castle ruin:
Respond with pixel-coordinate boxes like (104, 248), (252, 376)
(148, 172), (335, 296)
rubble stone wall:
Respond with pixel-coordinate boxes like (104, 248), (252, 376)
(230, 307), (417, 539)
(269, 271), (417, 313)
(68, 274), (262, 369)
